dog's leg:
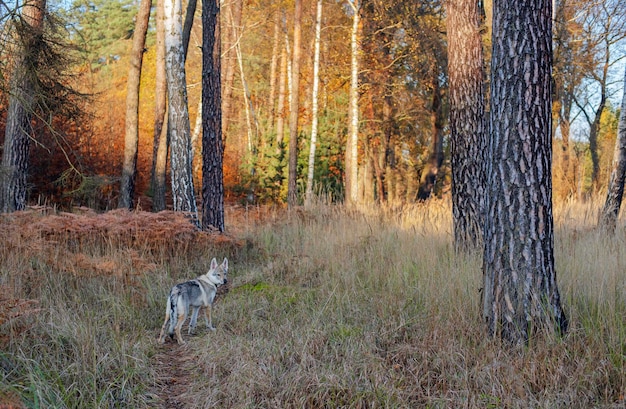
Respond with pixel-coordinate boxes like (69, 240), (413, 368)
(175, 308), (187, 345)
(205, 304), (215, 331)
(188, 306), (200, 335)
(158, 298), (171, 343)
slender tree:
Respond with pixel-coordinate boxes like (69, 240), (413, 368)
(119, 0), (152, 209)
(201, 0), (224, 231)
(446, 0), (487, 251)
(346, 0), (360, 206)
(1, 0), (46, 213)
(483, 0), (568, 343)
(598, 66), (626, 233)
(287, 0), (302, 207)
(305, 0), (323, 207)
(164, 0), (198, 223)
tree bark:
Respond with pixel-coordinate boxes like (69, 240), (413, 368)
(202, 0), (224, 232)
(346, 0), (360, 206)
(447, 0), (487, 251)
(598, 65), (626, 233)
(164, 0), (198, 224)
(305, 0), (323, 207)
(151, 0), (168, 212)
(119, 0), (152, 209)
(1, 0), (46, 213)
(483, 0), (567, 344)
(287, 0), (302, 207)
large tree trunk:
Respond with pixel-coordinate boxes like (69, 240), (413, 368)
(151, 0), (168, 212)
(345, 0), (360, 206)
(1, 0), (45, 213)
(483, 0), (568, 344)
(305, 0), (323, 207)
(598, 66), (626, 233)
(119, 0), (152, 209)
(447, 0), (487, 251)
(164, 0), (198, 224)
(201, 0), (224, 232)
(287, 0), (302, 207)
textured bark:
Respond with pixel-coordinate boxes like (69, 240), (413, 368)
(287, 0), (303, 207)
(598, 66), (626, 233)
(151, 0), (168, 212)
(346, 0), (360, 206)
(181, 0), (197, 57)
(483, 0), (567, 344)
(1, 0), (45, 213)
(305, 0), (323, 207)
(119, 0), (152, 209)
(201, 0), (224, 232)
(164, 0), (198, 224)
(446, 0), (487, 251)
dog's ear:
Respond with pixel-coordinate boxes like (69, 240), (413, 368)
(221, 257), (228, 272)
(210, 258), (218, 270)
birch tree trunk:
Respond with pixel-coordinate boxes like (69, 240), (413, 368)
(275, 30), (288, 149)
(346, 0), (360, 206)
(598, 66), (626, 233)
(483, 0), (567, 344)
(119, 0), (152, 209)
(287, 0), (302, 207)
(164, 0), (198, 223)
(1, 0), (45, 213)
(447, 0), (486, 251)
(305, 0), (323, 207)
(202, 0), (224, 232)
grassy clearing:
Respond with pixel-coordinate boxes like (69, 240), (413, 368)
(0, 201), (624, 408)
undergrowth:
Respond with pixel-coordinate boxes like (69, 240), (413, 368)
(0, 201), (624, 408)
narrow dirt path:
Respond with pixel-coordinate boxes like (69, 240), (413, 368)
(152, 342), (195, 409)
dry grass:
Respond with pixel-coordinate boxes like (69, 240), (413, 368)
(0, 200), (624, 408)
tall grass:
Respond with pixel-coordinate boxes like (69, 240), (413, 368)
(0, 201), (624, 408)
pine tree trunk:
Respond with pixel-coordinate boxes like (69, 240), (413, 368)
(202, 0), (224, 232)
(346, 0), (360, 206)
(287, 0), (302, 207)
(164, 0), (198, 224)
(447, 0), (486, 251)
(598, 66), (626, 233)
(1, 0), (45, 213)
(151, 0), (168, 211)
(483, 0), (567, 344)
(119, 0), (152, 209)
(305, 0), (323, 207)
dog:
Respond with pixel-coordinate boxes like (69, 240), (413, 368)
(158, 257), (228, 345)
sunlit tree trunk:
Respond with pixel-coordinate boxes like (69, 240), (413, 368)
(119, 0), (152, 209)
(447, 0), (486, 251)
(287, 0), (302, 207)
(598, 66), (626, 233)
(221, 0), (243, 139)
(164, 0), (198, 223)
(268, 10), (281, 132)
(305, 0), (323, 207)
(346, 0), (360, 206)
(483, 0), (567, 344)
(1, 0), (45, 213)
(152, 0), (168, 212)
(202, 0), (224, 232)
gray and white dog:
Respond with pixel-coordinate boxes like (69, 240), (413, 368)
(158, 257), (228, 345)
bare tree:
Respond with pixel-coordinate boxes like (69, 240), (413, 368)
(598, 66), (626, 232)
(164, 0), (198, 223)
(346, 0), (360, 206)
(446, 0), (487, 251)
(287, 0), (303, 207)
(1, 0), (46, 213)
(201, 0), (224, 231)
(119, 0), (152, 209)
(483, 0), (568, 343)
(305, 0), (323, 207)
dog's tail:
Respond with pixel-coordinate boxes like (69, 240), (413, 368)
(167, 286), (181, 336)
